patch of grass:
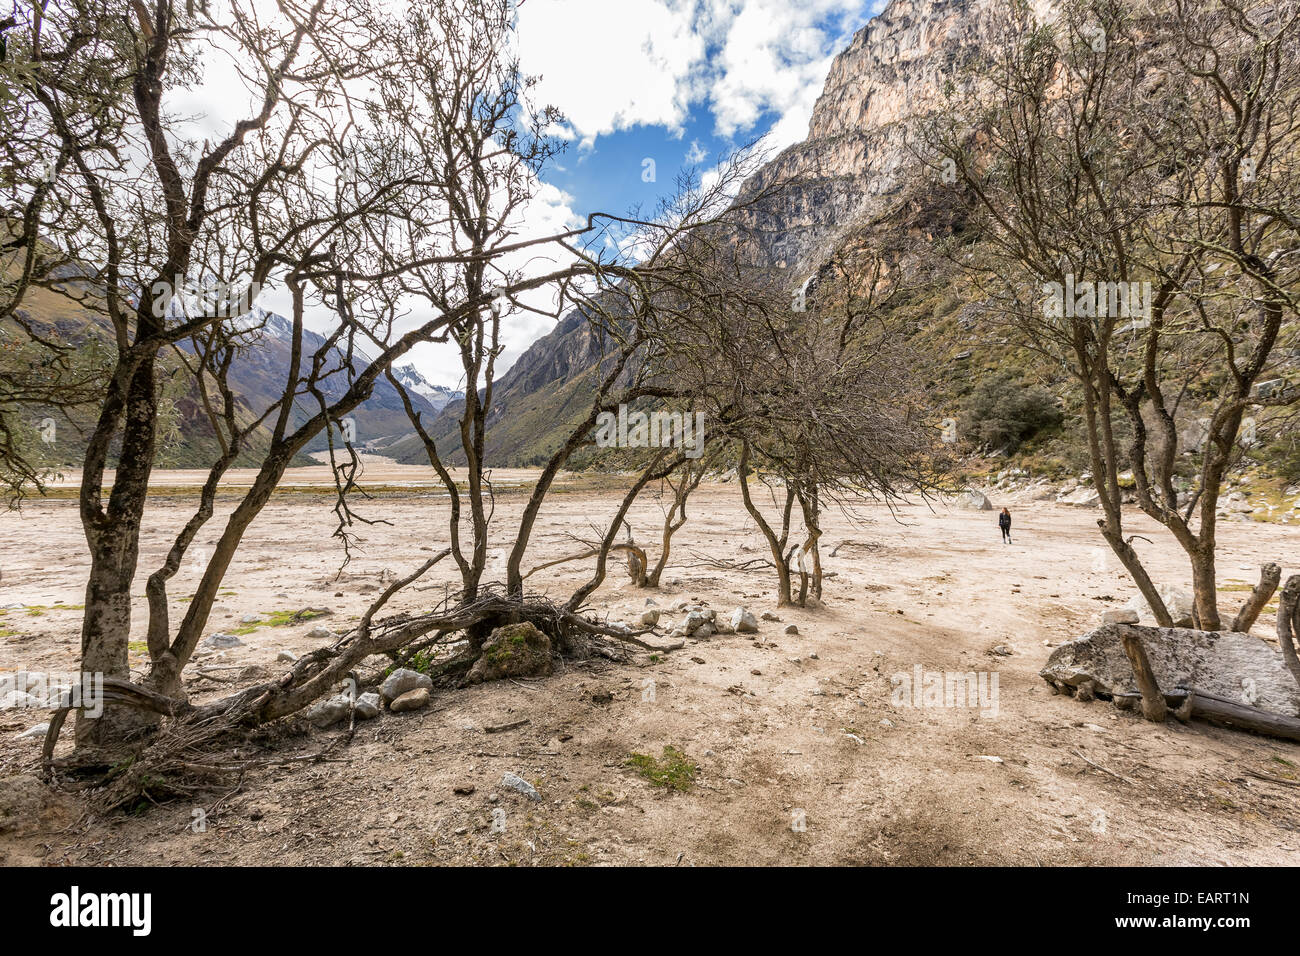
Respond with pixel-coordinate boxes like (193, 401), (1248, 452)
(128, 641), (148, 654)
(625, 746), (698, 792)
(231, 607), (329, 635)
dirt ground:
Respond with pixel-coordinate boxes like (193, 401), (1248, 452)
(3, 466), (1300, 866)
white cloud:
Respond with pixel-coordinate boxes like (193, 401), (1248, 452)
(516, 0), (875, 149)
(515, 0), (706, 147)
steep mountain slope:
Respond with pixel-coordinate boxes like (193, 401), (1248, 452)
(420, 0), (1010, 466)
(386, 306), (629, 467)
(735, 0), (1002, 269)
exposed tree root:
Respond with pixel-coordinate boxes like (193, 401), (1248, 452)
(40, 581), (681, 810)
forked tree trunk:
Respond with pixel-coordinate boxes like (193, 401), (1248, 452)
(1190, 546), (1222, 632)
(737, 443), (794, 606)
(76, 347), (161, 747)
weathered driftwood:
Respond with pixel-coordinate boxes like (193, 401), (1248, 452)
(1111, 687), (1300, 743)
(1276, 575), (1300, 687)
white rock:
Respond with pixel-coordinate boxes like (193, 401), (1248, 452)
(731, 608), (759, 633)
(1124, 585), (1195, 627)
(640, 609), (661, 626)
(203, 633), (243, 649)
(1101, 609), (1140, 626)
(305, 694), (351, 728)
(501, 772), (542, 802)
(1058, 488), (1101, 508)
(15, 722), (49, 740)
(276, 650), (297, 663)
(354, 692), (382, 720)
(954, 489), (993, 511)
(307, 625), (334, 640)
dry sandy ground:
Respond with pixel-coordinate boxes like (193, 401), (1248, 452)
(2, 468), (1300, 866)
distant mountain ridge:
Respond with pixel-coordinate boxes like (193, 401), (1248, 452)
(223, 307), (461, 454)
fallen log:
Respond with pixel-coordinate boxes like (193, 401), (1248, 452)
(1111, 687), (1300, 743)
(1179, 688), (1300, 742)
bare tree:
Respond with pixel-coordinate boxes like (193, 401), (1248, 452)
(927, 0), (1299, 628)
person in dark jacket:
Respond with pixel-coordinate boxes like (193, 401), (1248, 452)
(998, 507), (1012, 543)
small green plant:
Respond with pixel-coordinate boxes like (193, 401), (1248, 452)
(406, 649), (438, 675)
(625, 746), (698, 792)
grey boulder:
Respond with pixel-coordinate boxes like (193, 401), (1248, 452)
(1041, 623), (1300, 716)
(380, 668), (434, 703)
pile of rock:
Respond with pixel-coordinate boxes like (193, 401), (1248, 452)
(304, 666), (433, 728)
(380, 668), (434, 712)
(662, 605), (761, 639)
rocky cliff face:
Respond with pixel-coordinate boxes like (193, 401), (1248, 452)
(739, 0), (1003, 269)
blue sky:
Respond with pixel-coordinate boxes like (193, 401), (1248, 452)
(519, 0), (886, 245)
(401, 0), (886, 388)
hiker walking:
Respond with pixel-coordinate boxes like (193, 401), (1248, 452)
(998, 507), (1012, 544)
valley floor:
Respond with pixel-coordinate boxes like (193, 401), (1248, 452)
(3, 472), (1300, 865)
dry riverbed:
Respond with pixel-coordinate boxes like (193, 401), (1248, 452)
(2, 468), (1300, 865)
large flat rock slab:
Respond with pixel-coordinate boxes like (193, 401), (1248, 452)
(1041, 623), (1300, 716)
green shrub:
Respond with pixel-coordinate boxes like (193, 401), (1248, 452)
(959, 373), (1064, 453)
